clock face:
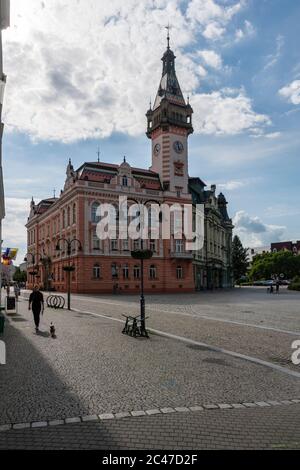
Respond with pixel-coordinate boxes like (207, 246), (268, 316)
(154, 143), (161, 156)
(173, 140), (184, 154)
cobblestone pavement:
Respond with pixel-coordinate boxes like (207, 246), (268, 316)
(1, 288), (299, 449)
(40, 287), (300, 372)
(0, 404), (300, 449)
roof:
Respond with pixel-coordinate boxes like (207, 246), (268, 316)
(153, 47), (186, 110)
(77, 162), (162, 190)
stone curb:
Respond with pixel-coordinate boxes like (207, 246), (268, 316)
(0, 398), (299, 433)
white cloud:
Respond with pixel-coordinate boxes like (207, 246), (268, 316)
(218, 180), (245, 191)
(233, 211), (286, 247)
(235, 20), (255, 41)
(279, 80), (300, 105)
(263, 34), (284, 71)
(202, 22), (226, 40)
(2, 0), (267, 143)
(197, 50), (222, 69)
(192, 88), (270, 135)
(2, 198), (29, 264)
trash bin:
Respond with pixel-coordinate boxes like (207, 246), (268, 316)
(0, 314), (4, 335)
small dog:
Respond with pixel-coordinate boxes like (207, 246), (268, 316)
(50, 323), (56, 338)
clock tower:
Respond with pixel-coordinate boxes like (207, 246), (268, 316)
(146, 36), (193, 195)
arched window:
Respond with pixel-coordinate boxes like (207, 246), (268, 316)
(176, 266), (183, 279)
(93, 264), (101, 279)
(149, 265), (157, 280)
(73, 203), (76, 224)
(122, 175), (128, 187)
(133, 265), (140, 280)
(91, 202), (100, 223)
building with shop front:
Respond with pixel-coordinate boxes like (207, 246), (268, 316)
(26, 38), (233, 294)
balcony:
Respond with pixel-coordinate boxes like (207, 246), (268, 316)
(170, 251), (194, 259)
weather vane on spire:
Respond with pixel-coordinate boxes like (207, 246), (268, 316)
(165, 23), (171, 49)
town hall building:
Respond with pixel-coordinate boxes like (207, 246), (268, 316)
(26, 38), (233, 294)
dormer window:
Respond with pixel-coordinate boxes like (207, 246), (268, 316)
(187, 116), (191, 124)
(122, 176), (128, 187)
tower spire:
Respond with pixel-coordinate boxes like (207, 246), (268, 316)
(165, 23), (171, 49)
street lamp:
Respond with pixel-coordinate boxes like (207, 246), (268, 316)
(131, 248), (153, 337)
(24, 251), (45, 286)
(55, 238), (82, 310)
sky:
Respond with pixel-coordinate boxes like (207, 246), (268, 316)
(2, 0), (300, 264)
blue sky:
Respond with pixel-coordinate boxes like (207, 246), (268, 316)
(2, 0), (300, 264)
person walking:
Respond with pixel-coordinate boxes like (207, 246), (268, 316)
(276, 280), (280, 294)
(14, 283), (20, 302)
(28, 286), (44, 333)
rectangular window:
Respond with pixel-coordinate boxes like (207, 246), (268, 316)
(111, 239), (118, 251)
(123, 265), (129, 279)
(175, 239), (183, 253)
(122, 239), (129, 251)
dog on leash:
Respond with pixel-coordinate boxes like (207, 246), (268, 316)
(50, 323), (56, 338)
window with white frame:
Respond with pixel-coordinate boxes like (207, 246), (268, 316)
(149, 265), (157, 280)
(93, 264), (101, 279)
(175, 239), (184, 253)
(133, 265), (140, 279)
(111, 263), (118, 278)
(133, 239), (140, 251)
(92, 227), (100, 250)
(176, 266), (183, 279)
(150, 240), (156, 252)
(111, 239), (118, 251)
(122, 239), (129, 251)
(123, 264), (129, 279)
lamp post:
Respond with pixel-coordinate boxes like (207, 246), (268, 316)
(24, 251), (45, 287)
(55, 238), (82, 310)
(131, 248), (153, 337)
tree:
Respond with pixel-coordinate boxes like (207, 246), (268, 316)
(232, 235), (249, 282)
(13, 267), (27, 283)
(249, 251), (300, 280)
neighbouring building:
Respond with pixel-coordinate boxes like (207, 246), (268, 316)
(0, 0), (9, 301)
(271, 241), (300, 256)
(247, 246), (270, 264)
(26, 38), (233, 294)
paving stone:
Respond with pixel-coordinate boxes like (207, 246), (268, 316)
(243, 403), (257, 408)
(65, 417), (82, 424)
(267, 401), (282, 406)
(174, 407), (190, 412)
(189, 406), (204, 412)
(31, 421), (48, 428)
(231, 404), (245, 409)
(0, 425), (11, 432)
(255, 402), (271, 407)
(203, 404), (218, 409)
(218, 404), (233, 409)
(291, 399), (300, 404)
(49, 420), (65, 426)
(280, 400), (294, 405)
(13, 423), (30, 430)
(81, 415), (99, 422)
(115, 412), (131, 419)
(145, 409), (161, 415)
(130, 411), (146, 417)
(160, 408), (176, 414)
(99, 413), (114, 420)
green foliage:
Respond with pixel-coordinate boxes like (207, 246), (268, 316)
(13, 267), (27, 283)
(249, 251), (300, 281)
(288, 275), (300, 291)
(232, 235), (249, 282)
